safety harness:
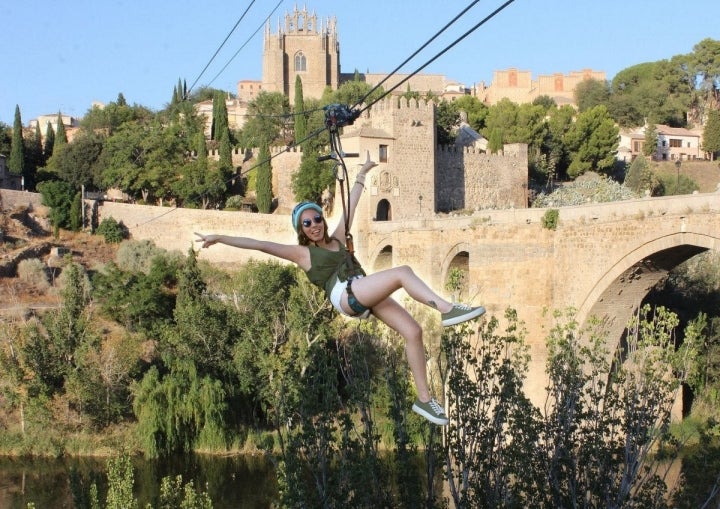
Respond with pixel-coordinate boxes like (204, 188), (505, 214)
(320, 104), (369, 316)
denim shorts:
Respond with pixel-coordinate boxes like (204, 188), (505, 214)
(329, 275), (370, 318)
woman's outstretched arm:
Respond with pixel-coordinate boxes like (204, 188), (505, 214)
(194, 233), (310, 269)
(331, 151), (377, 240)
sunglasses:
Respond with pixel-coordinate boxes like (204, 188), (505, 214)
(302, 214), (324, 228)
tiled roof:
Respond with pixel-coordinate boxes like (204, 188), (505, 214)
(656, 124), (699, 137)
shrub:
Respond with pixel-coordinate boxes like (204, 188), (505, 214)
(17, 258), (50, 291)
(542, 208), (559, 230)
(96, 217), (127, 244)
(224, 195), (245, 210)
(115, 239), (166, 274)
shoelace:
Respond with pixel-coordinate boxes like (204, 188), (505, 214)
(453, 304), (472, 311)
(429, 399), (445, 415)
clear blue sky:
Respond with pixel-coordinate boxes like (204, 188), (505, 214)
(2, 0), (718, 126)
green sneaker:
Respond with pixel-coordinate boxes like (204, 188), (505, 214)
(441, 304), (486, 327)
(412, 398), (449, 425)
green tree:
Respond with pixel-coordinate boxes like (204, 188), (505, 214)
(105, 454), (137, 509)
(702, 108), (720, 160)
(643, 123), (659, 157)
(609, 60), (693, 128)
(43, 121), (55, 160)
(133, 252), (230, 458)
(238, 91), (290, 148)
(51, 131), (104, 189)
(0, 121), (11, 156)
(453, 95), (489, 132)
(69, 191), (83, 231)
(24, 122), (43, 190)
(575, 78), (610, 112)
(332, 78), (384, 109)
(436, 100), (459, 145)
(174, 132), (226, 208)
(256, 143), (272, 213)
(483, 98), (519, 149)
(564, 105), (619, 178)
(37, 179), (75, 236)
(537, 105), (574, 182)
(690, 38), (720, 111)
(293, 75), (307, 144)
(212, 90), (229, 141)
(8, 105), (25, 178)
(623, 155), (661, 195)
(55, 112), (68, 150)
(218, 129), (233, 178)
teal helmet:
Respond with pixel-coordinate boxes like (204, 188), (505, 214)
(291, 201), (323, 232)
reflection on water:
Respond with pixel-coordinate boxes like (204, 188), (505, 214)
(0, 453), (277, 509)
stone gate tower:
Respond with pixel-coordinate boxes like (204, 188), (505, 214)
(262, 5), (340, 105)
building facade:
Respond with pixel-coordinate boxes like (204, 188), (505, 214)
(474, 68), (606, 106)
(261, 5), (340, 105)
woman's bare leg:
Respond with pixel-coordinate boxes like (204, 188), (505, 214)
(370, 297), (432, 402)
(347, 266), (454, 314)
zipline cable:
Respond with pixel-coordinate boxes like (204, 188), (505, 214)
(205, 0), (284, 90)
(357, 0), (518, 115)
(353, 0), (482, 109)
(186, 0), (258, 98)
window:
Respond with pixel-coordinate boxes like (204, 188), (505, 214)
(669, 138), (682, 148)
(294, 52), (307, 72)
(379, 144), (388, 163)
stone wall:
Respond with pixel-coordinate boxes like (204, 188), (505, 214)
(0, 189), (44, 212)
(435, 143), (528, 211)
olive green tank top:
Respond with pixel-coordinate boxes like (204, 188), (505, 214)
(305, 239), (365, 298)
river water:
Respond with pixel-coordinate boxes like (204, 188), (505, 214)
(0, 453), (277, 508)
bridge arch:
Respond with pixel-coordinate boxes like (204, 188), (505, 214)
(576, 231), (720, 344)
(441, 243), (473, 300)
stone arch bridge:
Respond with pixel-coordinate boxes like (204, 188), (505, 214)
(355, 192), (720, 403)
(81, 191), (720, 405)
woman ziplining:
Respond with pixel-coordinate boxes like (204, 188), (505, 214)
(195, 149), (485, 425)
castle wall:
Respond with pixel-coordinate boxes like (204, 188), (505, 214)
(476, 68), (607, 107)
(435, 143), (528, 211)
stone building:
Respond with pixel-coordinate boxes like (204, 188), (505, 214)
(474, 68), (606, 106)
(270, 97), (528, 219)
(261, 5), (340, 105)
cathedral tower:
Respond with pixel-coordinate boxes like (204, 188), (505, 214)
(262, 5), (340, 105)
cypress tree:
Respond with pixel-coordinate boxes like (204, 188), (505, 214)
(643, 124), (658, 157)
(55, 112), (68, 150)
(702, 109), (720, 160)
(44, 121), (55, 159)
(212, 90), (229, 141)
(8, 105), (25, 177)
(196, 131), (208, 171)
(25, 122), (43, 189)
(294, 75), (307, 144)
(219, 130), (233, 178)
(256, 143), (273, 213)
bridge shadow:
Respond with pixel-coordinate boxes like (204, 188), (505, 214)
(578, 234), (716, 417)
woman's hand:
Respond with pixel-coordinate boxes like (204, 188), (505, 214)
(194, 232), (221, 248)
(358, 150), (378, 177)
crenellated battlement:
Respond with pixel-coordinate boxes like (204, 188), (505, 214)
(366, 97), (435, 114)
(436, 142), (527, 158)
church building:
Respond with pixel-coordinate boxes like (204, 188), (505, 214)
(259, 6), (340, 105)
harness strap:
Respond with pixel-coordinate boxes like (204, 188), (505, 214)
(346, 278), (370, 315)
